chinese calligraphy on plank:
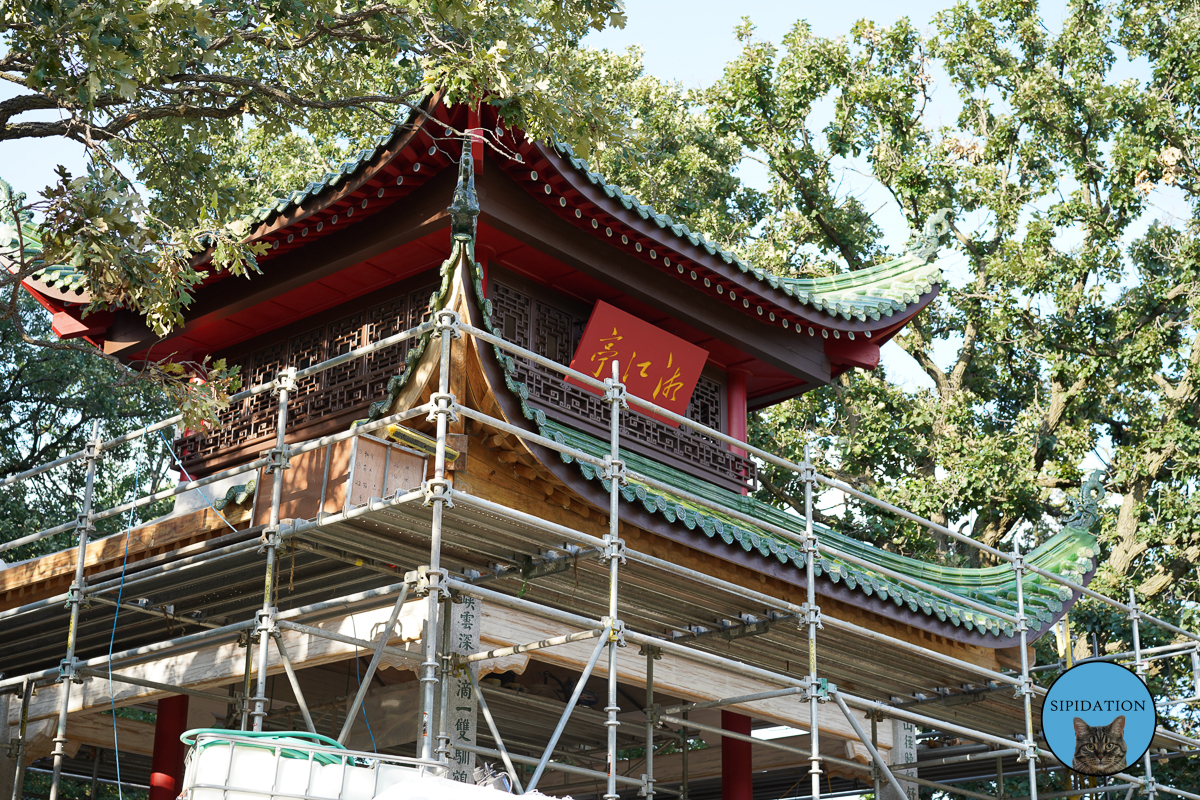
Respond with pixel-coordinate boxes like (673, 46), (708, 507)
(567, 301), (708, 427)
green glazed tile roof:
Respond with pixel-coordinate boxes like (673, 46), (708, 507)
(240, 121), (412, 228)
(539, 417), (1095, 639)
(548, 140), (947, 323)
(0, 177), (70, 286)
(366, 204), (1098, 642)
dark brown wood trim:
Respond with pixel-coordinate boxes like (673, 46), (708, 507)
(105, 167), (460, 360)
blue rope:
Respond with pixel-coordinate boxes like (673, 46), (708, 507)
(346, 610), (377, 752)
(107, 433), (144, 800)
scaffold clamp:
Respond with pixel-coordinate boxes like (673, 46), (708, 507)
(603, 378), (629, 409)
(802, 676), (831, 702)
(601, 536), (626, 564)
(259, 525), (283, 551)
(802, 602), (823, 630)
(74, 513), (95, 536)
(64, 581), (87, 610)
(411, 566), (448, 598)
(603, 617), (627, 647)
(274, 366), (297, 395)
(435, 309), (463, 340)
(426, 392), (460, 425)
(57, 657), (85, 685)
(83, 435), (104, 464)
(638, 644), (663, 660)
(265, 444), (291, 472)
(422, 477), (454, 508)
(601, 454), (627, 486)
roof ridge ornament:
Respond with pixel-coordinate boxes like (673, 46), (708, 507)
(907, 208), (952, 262)
(1064, 470), (1106, 532)
(448, 138), (479, 239)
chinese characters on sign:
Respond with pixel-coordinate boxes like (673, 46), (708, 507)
(566, 301), (709, 427)
(442, 596), (480, 782)
(882, 718), (919, 800)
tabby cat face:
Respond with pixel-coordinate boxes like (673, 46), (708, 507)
(1071, 715), (1127, 775)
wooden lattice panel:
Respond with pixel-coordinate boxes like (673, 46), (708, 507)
(177, 282), (437, 474)
(489, 278), (755, 491)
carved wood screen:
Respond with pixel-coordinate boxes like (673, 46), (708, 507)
(176, 281), (437, 474)
(490, 278), (756, 492)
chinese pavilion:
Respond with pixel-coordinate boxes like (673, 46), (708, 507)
(4, 95), (1113, 800)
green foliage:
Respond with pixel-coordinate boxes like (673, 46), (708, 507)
(0, 291), (175, 561)
(586, 5), (1200, 768)
(0, 0), (627, 421)
(21, 769), (146, 800)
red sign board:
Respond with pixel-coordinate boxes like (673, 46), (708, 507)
(567, 301), (708, 427)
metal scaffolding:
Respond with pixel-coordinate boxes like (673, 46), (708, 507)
(3, 308), (1200, 800)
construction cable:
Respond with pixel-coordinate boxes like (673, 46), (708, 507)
(346, 608), (378, 752)
(106, 430), (145, 800)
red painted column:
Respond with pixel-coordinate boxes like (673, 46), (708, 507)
(721, 710), (753, 800)
(727, 368), (750, 490)
(149, 694), (190, 800)
(724, 371), (753, 797)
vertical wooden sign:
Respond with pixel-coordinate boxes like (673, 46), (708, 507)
(882, 718), (918, 800)
(444, 596), (481, 782)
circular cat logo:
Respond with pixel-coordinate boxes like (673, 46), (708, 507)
(1042, 661), (1156, 776)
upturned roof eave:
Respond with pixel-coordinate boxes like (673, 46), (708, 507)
(524, 140), (943, 336)
(17, 93), (948, 352)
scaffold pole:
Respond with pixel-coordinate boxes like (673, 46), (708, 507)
(803, 442), (823, 800)
(48, 420), (101, 800)
(250, 366), (295, 732)
(9, 679), (32, 800)
(1014, 541), (1039, 800)
(1130, 590), (1157, 800)
(602, 360), (627, 800)
(417, 306), (459, 764)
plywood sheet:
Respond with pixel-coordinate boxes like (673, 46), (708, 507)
(346, 435), (426, 509)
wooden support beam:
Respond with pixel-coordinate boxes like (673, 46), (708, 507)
(13, 602), (430, 725)
(0, 506), (250, 611)
(477, 603), (891, 750)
